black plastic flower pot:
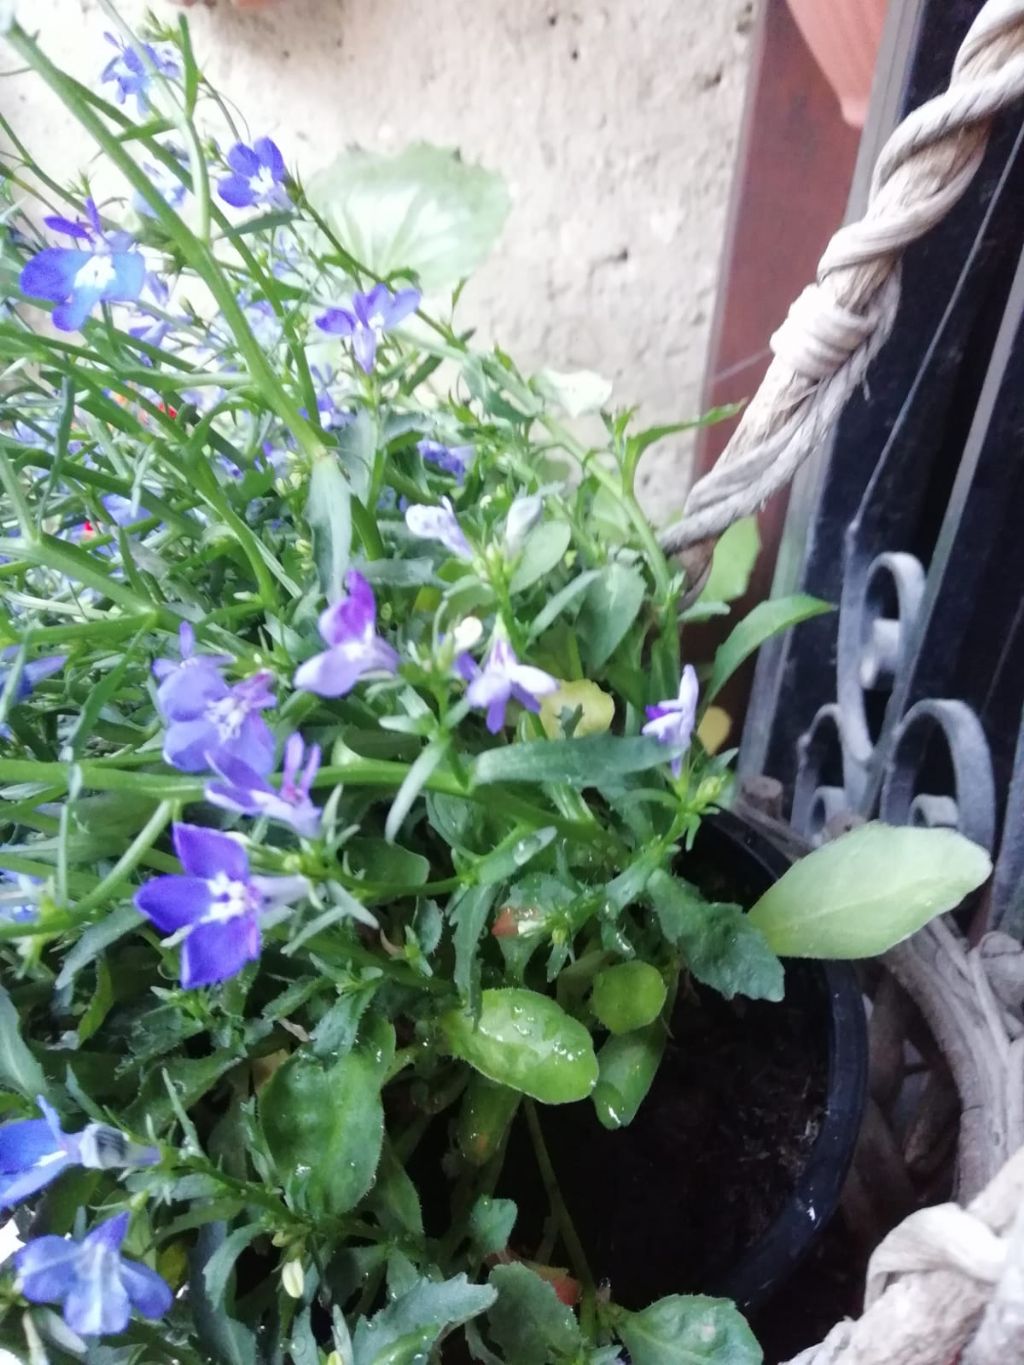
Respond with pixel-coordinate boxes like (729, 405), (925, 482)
(494, 808), (868, 1317)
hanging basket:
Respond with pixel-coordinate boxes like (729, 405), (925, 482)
(785, 0), (888, 128)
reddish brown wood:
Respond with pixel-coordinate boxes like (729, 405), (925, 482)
(689, 0), (864, 723)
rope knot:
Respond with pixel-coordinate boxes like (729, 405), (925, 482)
(769, 284), (880, 383)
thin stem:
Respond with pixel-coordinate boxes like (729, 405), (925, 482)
(523, 1099), (595, 1300)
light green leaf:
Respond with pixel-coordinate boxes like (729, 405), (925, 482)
(509, 521), (572, 593)
(705, 594), (832, 703)
(591, 962), (667, 1034)
(472, 735), (671, 788)
(336, 408), (377, 504)
(473, 826), (558, 886)
(649, 872), (783, 1001)
(439, 988), (598, 1103)
(528, 569), (602, 640)
(698, 517), (760, 605)
(385, 738), (448, 843)
(347, 836), (430, 887)
(592, 1023), (664, 1130)
(468, 1195), (518, 1257)
(306, 143), (510, 290)
(747, 822), (993, 958)
(260, 1019), (393, 1218)
(487, 1263), (583, 1365)
(579, 563), (647, 670)
(617, 1294), (762, 1364)
(352, 1273), (497, 1365)
(202, 1223), (265, 1309)
(534, 367), (613, 418)
(306, 453), (351, 603)
(0, 984), (46, 1099)
(451, 883), (500, 1002)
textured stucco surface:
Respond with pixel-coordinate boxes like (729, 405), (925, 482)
(5, 0), (753, 515)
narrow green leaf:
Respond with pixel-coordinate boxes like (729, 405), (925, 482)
(705, 594), (832, 703)
(747, 822), (993, 958)
(352, 1273), (498, 1365)
(385, 739), (448, 843)
(472, 735), (671, 788)
(509, 521), (572, 594)
(306, 453), (352, 603)
(578, 563), (646, 670)
(528, 568), (602, 640)
(203, 1222), (265, 1309)
(592, 1023), (665, 1130)
(0, 985), (47, 1099)
(451, 883), (500, 1001)
(697, 517), (760, 606)
(617, 1294), (762, 1364)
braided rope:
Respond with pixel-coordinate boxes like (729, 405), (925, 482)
(659, 0), (1024, 560)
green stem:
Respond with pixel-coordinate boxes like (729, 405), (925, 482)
(523, 1099), (596, 1315)
(70, 800), (173, 917)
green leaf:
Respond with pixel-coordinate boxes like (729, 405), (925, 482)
(747, 822), (993, 958)
(705, 594), (832, 703)
(592, 1024), (665, 1130)
(698, 517), (760, 605)
(468, 1195), (518, 1257)
(0, 985), (46, 1100)
(456, 1075), (521, 1166)
(260, 1019), (393, 1217)
(509, 521), (572, 594)
(591, 962), (667, 1034)
(336, 408), (377, 504)
(618, 1294), (762, 1364)
(439, 988), (598, 1103)
(347, 836), (430, 887)
(189, 1223), (260, 1365)
(202, 1222), (265, 1309)
(473, 826), (558, 886)
(451, 883), (500, 1002)
(306, 143), (510, 290)
(472, 735), (671, 788)
(385, 738), (448, 843)
(352, 1273), (497, 1365)
(534, 367), (613, 418)
(649, 873), (783, 1001)
(306, 453), (351, 603)
(486, 1263), (583, 1365)
(528, 569), (602, 640)
(578, 563), (646, 670)
(370, 1142), (424, 1237)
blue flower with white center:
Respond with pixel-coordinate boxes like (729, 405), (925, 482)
(152, 623), (231, 715)
(206, 732), (322, 839)
(456, 638), (558, 734)
(0, 871), (41, 925)
(0, 1097), (158, 1209)
(217, 138), (290, 210)
(0, 649), (66, 705)
(315, 283), (421, 374)
(19, 199), (145, 333)
(135, 823), (309, 987)
(134, 154), (189, 218)
(15, 1212), (172, 1338)
(417, 438), (474, 483)
(101, 33), (180, 114)
(293, 570), (399, 699)
(642, 664), (699, 777)
(160, 667), (277, 777)
(404, 497), (473, 560)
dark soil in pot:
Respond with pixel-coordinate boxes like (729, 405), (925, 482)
(495, 961), (829, 1310)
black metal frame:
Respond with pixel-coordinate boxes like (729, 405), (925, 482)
(740, 0), (1024, 934)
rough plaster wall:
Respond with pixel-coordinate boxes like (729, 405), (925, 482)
(5, 0), (753, 517)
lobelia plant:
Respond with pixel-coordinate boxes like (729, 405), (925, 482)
(0, 10), (993, 1365)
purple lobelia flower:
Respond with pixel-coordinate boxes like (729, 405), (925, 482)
(294, 570), (399, 698)
(404, 497), (473, 560)
(457, 638), (558, 734)
(0, 871), (40, 925)
(218, 138), (290, 210)
(641, 664), (699, 777)
(315, 284), (421, 374)
(0, 649), (66, 705)
(161, 669), (277, 776)
(417, 439), (474, 483)
(20, 199), (144, 333)
(205, 733), (322, 838)
(101, 33), (180, 114)
(135, 823), (309, 987)
(15, 1212), (172, 1338)
(0, 1097), (158, 1209)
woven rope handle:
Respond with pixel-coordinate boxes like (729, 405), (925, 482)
(658, 0), (1024, 568)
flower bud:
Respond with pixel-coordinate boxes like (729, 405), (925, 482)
(451, 616), (483, 652)
(504, 494), (542, 555)
(281, 1257), (304, 1299)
